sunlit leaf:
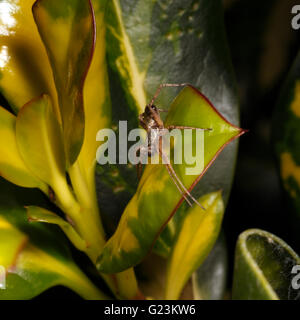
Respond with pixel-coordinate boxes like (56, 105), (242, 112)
(97, 86), (245, 273)
(232, 229), (300, 300)
(77, 0), (111, 187)
(0, 0), (59, 116)
(165, 191), (224, 300)
(15, 94), (65, 193)
(0, 207), (108, 300)
(71, 0), (112, 230)
(0, 106), (46, 190)
(33, 0), (96, 164)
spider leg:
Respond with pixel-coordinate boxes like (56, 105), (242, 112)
(134, 145), (146, 180)
(156, 136), (192, 206)
(148, 83), (191, 108)
(157, 108), (168, 113)
(164, 160), (192, 207)
(167, 125), (212, 131)
(159, 145), (205, 209)
(136, 162), (143, 180)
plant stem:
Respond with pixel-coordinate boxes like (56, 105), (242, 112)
(68, 161), (106, 240)
(67, 161), (142, 299)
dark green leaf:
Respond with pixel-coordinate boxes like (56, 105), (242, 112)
(232, 229), (300, 300)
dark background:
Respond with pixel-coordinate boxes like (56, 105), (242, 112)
(224, 0), (300, 275)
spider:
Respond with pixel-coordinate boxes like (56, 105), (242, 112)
(137, 83), (212, 208)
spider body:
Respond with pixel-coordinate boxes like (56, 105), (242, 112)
(139, 105), (164, 157)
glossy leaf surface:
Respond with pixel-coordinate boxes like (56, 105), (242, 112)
(0, 0), (59, 115)
(77, 0), (112, 190)
(16, 95), (65, 191)
(0, 106), (45, 190)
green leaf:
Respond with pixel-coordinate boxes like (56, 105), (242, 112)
(232, 229), (300, 300)
(0, 106), (46, 191)
(15, 95), (66, 193)
(26, 206), (87, 252)
(0, 0), (59, 116)
(33, 0), (96, 164)
(0, 207), (108, 300)
(192, 232), (228, 300)
(96, 86), (244, 273)
(70, 0), (112, 230)
(165, 191), (224, 300)
(272, 50), (300, 243)
(98, 0), (241, 252)
(105, 0), (149, 115)
(77, 0), (112, 192)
